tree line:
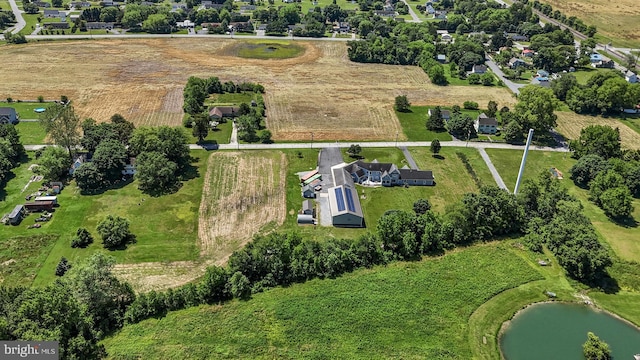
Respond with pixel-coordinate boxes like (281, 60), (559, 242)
(524, 0), (597, 37)
(0, 124), (25, 184)
(569, 125), (640, 219)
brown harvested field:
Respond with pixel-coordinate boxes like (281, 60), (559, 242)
(555, 111), (640, 149)
(0, 39), (515, 140)
(114, 150), (287, 291)
(539, 0), (640, 47)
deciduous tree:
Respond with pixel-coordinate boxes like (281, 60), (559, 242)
(97, 215), (135, 250)
(135, 151), (178, 193)
(430, 139), (441, 156)
(39, 103), (81, 159)
(35, 146), (72, 181)
(569, 125), (621, 160)
(394, 95), (411, 112)
(514, 86), (558, 136)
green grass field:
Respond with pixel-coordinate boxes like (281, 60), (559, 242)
(15, 122), (47, 144)
(102, 243), (543, 359)
(295, 0), (360, 16)
(181, 122), (233, 145)
(395, 106), (454, 141)
(571, 67), (613, 85)
(485, 149), (640, 262)
(231, 41), (306, 60)
(1, 102), (55, 118)
(0, 151), (208, 287)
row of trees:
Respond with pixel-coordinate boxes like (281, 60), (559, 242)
(525, 0), (597, 37)
(569, 125), (639, 219)
(551, 71), (640, 115)
(0, 124), (25, 183)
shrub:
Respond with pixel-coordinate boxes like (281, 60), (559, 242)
(463, 101), (479, 110)
(97, 215), (135, 250)
(71, 228), (94, 248)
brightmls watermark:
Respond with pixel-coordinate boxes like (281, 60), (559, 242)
(0, 341), (58, 359)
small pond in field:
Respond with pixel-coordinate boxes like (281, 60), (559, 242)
(500, 302), (640, 360)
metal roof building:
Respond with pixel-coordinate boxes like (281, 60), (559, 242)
(328, 164), (364, 227)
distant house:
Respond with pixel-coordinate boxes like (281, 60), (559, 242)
(374, 10), (396, 17)
(508, 58), (527, 69)
(176, 20), (194, 28)
(240, 5), (256, 11)
(472, 64), (488, 74)
(208, 106), (240, 119)
(536, 69), (549, 78)
(8, 205), (25, 225)
(301, 199), (315, 216)
(425, 4), (435, 14)
(589, 53), (603, 63)
(171, 3), (187, 11)
(33, 1), (51, 7)
(428, 108), (450, 122)
(437, 54), (447, 63)
(625, 70), (638, 84)
(522, 49), (534, 58)
(86, 22), (114, 30)
(43, 9), (59, 18)
(507, 33), (528, 41)
(69, 155), (86, 175)
(441, 33), (452, 42)
(592, 60), (615, 69)
(333, 21), (350, 33)
(47, 22), (70, 29)
(434, 10), (447, 19)
(344, 160), (434, 187)
(70, 1), (91, 7)
(0, 107), (18, 124)
(201, 1), (224, 9)
(474, 113), (498, 134)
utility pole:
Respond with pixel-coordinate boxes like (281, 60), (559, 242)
(514, 129), (534, 195)
(395, 131), (398, 147)
(310, 132), (314, 149)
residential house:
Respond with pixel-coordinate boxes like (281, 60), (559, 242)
(0, 108), (18, 125)
(70, 1), (91, 7)
(344, 160), (434, 187)
(47, 22), (69, 29)
(176, 20), (194, 28)
(434, 10), (447, 19)
(240, 5), (256, 11)
(507, 33), (528, 41)
(69, 155), (86, 175)
(428, 108), (450, 122)
(171, 3), (187, 11)
(333, 21), (350, 33)
(536, 69), (549, 78)
(33, 1), (51, 7)
(474, 113), (498, 134)
(43, 9), (60, 18)
(208, 106), (240, 119)
(437, 54), (447, 63)
(86, 22), (114, 30)
(230, 21), (253, 32)
(589, 53), (603, 63)
(521, 49), (534, 58)
(425, 4), (435, 14)
(508, 58), (527, 69)
(201, 1), (224, 9)
(374, 10), (396, 17)
(592, 60), (615, 69)
(626, 70), (638, 84)
(398, 169), (435, 186)
(441, 33), (452, 42)
(472, 64), (488, 74)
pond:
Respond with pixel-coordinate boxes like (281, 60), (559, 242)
(500, 302), (640, 360)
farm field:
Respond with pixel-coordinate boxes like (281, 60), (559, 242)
(485, 149), (640, 263)
(555, 111), (640, 149)
(102, 243), (543, 359)
(0, 151), (208, 288)
(0, 39), (516, 141)
(538, 0), (640, 48)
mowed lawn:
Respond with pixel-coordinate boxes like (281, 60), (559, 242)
(485, 149), (640, 262)
(102, 244), (542, 360)
(15, 122), (47, 144)
(0, 151), (208, 287)
(396, 106), (453, 141)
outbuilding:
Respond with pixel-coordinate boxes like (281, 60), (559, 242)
(297, 214), (314, 224)
(34, 196), (58, 205)
(302, 199), (315, 215)
(8, 205), (25, 225)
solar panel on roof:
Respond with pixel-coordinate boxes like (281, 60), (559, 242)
(344, 187), (356, 212)
(334, 188), (346, 212)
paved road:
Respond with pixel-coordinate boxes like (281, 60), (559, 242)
(5, 0), (26, 35)
(401, 0), (421, 23)
(485, 56), (526, 95)
(24, 141), (569, 152)
(25, 33), (356, 41)
(399, 146), (418, 169)
(478, 148), (509, 191)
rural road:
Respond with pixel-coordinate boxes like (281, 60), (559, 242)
(478, 148), (509, 191)
(5, 0), (26, 35)
(486, 56), (526, 95)
(401, 0), (421, 23)
(23, 141), (569, 152)
(25, 33), (355, 41)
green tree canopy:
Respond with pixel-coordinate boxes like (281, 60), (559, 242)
(569, 125), (621, 160)
(35, 146), (72, 181)
(39, 103), (81, 159)
(514, 86), (558, 136)
(583, 332), (611, 360)
(97, 215), (135, 250)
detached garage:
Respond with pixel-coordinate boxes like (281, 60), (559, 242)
(328, 184), (364, 228)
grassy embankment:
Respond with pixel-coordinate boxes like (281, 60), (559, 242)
(0, 151), (208, 287)
(102, 243), (543, 359)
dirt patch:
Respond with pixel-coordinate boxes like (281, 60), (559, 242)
(113, 151), (287, 291)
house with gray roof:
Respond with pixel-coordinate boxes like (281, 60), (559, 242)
(0, 108), (18, 124)
(474, 113), (498, 134)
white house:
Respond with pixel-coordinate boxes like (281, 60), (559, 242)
(626, 70), (638, 84)
(474, 113), (498, 134)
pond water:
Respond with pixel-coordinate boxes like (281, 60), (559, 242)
(500, 302), (640, 360)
